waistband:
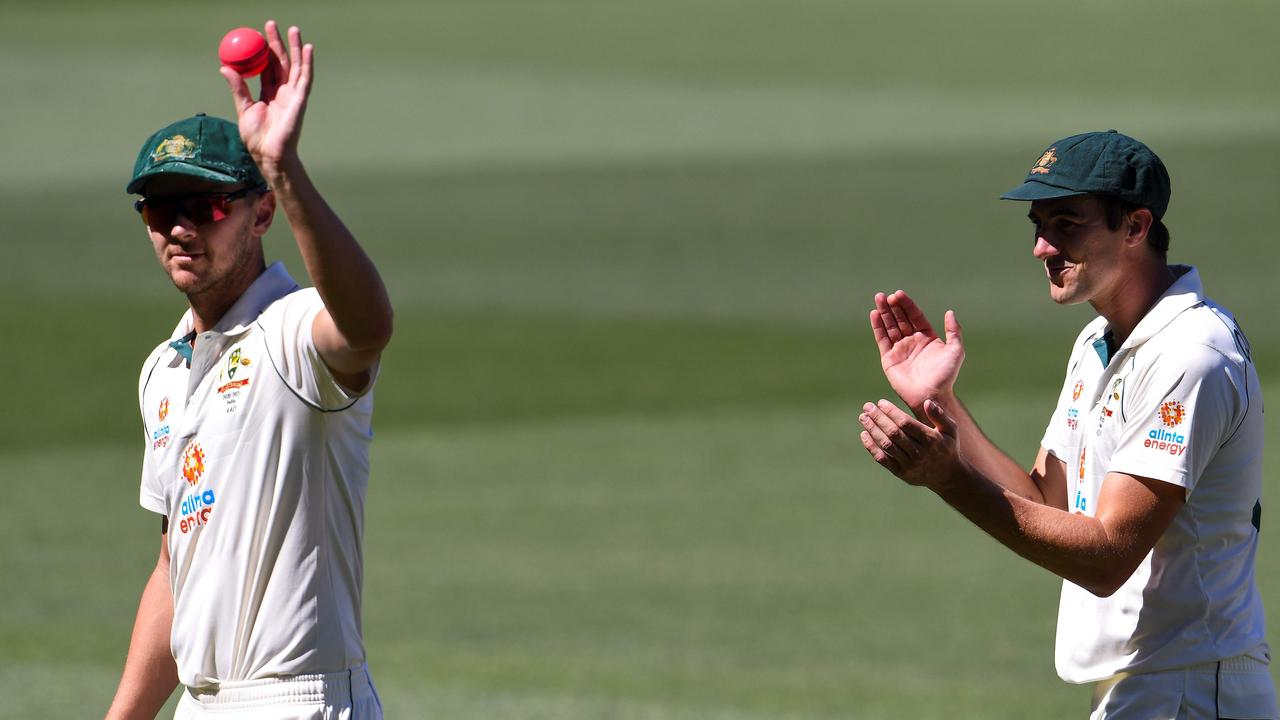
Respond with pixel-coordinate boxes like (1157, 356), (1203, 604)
(184, 664), (374, 709)
(1096, 650), (1270, 692)
(1187, 653), (1270, 674)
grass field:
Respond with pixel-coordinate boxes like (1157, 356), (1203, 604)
(3, 1), (1279, 718)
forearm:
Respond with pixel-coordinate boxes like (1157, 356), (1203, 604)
(264, 156), (393, 350)
(934, 391), (1052, 505)
(104, 565), (178, 720)
(932, 465), (1127, 596)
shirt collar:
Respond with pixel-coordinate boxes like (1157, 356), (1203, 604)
(166, 261), (300, 341)
(1116, 264), (1203, 352)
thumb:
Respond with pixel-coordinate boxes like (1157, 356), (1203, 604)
(924, 399), (957, 438)
(220, 66), (255, 117)
(944, 310), (964, 349)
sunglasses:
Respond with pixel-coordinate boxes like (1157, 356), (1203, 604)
(134, 185), (266, 228)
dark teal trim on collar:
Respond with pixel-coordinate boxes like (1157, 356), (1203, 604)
(1092, 331), (1116, 366)
(169, 331), (196, 366)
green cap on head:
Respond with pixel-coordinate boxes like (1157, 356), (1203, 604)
(1000, 130), (1171, 220)
(126, 113), (265, 195)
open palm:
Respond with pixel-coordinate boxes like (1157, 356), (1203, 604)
(870, 291), (965, 413)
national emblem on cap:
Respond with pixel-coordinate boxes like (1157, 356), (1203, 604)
(1030, 148), (1057, 175)
(151, 135), (197, 163)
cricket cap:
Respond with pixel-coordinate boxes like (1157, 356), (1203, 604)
(126, 113), (265, 195)
(1000, 130), (1171, 220)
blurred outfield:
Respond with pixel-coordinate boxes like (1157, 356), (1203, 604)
(2, 1), (1279, 718)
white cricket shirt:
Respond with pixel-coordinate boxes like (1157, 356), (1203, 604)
(137, 262), (377, 689)
(1042, 265), (1267, 683)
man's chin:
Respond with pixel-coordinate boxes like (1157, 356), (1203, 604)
(1047, 285), (1088, 306)
(168, 269), (212, 296)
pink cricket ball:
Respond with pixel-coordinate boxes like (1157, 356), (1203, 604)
(218, 28), (270, 78)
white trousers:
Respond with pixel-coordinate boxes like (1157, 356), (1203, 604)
(174, 664), (383, 720)
(1091, 653), (1276, 720)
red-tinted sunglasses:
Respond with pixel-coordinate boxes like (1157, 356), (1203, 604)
(134, 185), (266, 229)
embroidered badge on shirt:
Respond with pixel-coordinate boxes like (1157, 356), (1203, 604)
(216, 347), (254, 413)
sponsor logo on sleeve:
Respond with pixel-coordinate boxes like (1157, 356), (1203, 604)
(152, 397), (172, 450)
(1066, 407), (1079, 430)
(1144, 400), (1188, 456)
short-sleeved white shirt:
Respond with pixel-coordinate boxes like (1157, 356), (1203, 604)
(1042, 265), (1267, 683)
(137, 262), (377, 689)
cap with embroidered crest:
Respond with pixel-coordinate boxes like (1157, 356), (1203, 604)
(126, 113), (266, 195)
(1000, 130), (1171, 220)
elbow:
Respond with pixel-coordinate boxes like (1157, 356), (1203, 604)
(1078, 565), (1137, 598)
(349, 309), (394, 354)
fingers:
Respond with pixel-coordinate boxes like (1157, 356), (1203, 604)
(287, 26), (303, 85)
(873, 399), (931, 442)
(859, 400), (919, 462)
(219, 66), (254, 117)
(870, 308), (892, 356)
(894, 292), (937, 338)
(860, 430), (903, 475)
(885, 291), (915, 339)
(260, 20), (288, 101)
(873, 292), (903, 344)
(298, 41), (314, 100)
(265, 20), (289, 74)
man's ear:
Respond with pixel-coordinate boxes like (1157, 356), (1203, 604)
(251, 190), (276, 237)
(1125, 207), (1154, 248)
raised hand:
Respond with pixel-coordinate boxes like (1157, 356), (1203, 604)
(869, 290), (965, 414)
(220, 21), (313, 172)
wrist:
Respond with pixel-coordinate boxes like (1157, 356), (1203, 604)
(256, 152), (304, 188)
(927, 457), (971, 498)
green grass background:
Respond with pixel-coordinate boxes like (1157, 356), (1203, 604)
(3, 1), (1279, 717)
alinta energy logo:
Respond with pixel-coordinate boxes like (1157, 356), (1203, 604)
(152, 397), (173, 451)
(177, 440), (215, 533)
(1146, 400), (1188, 456)
(1159, 400), (1186, 428)
(181, 441), (207, 486)
(1072, 381), (1084, 401)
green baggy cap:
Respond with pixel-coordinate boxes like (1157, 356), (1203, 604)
(126, 113), (265, 195)
(1000, 130), (1171, 220)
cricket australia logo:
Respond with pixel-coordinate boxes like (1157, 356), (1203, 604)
(217, 347), (254, 414)
(1030, 148), (1058, 175)
(151, 135), (196, 163)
